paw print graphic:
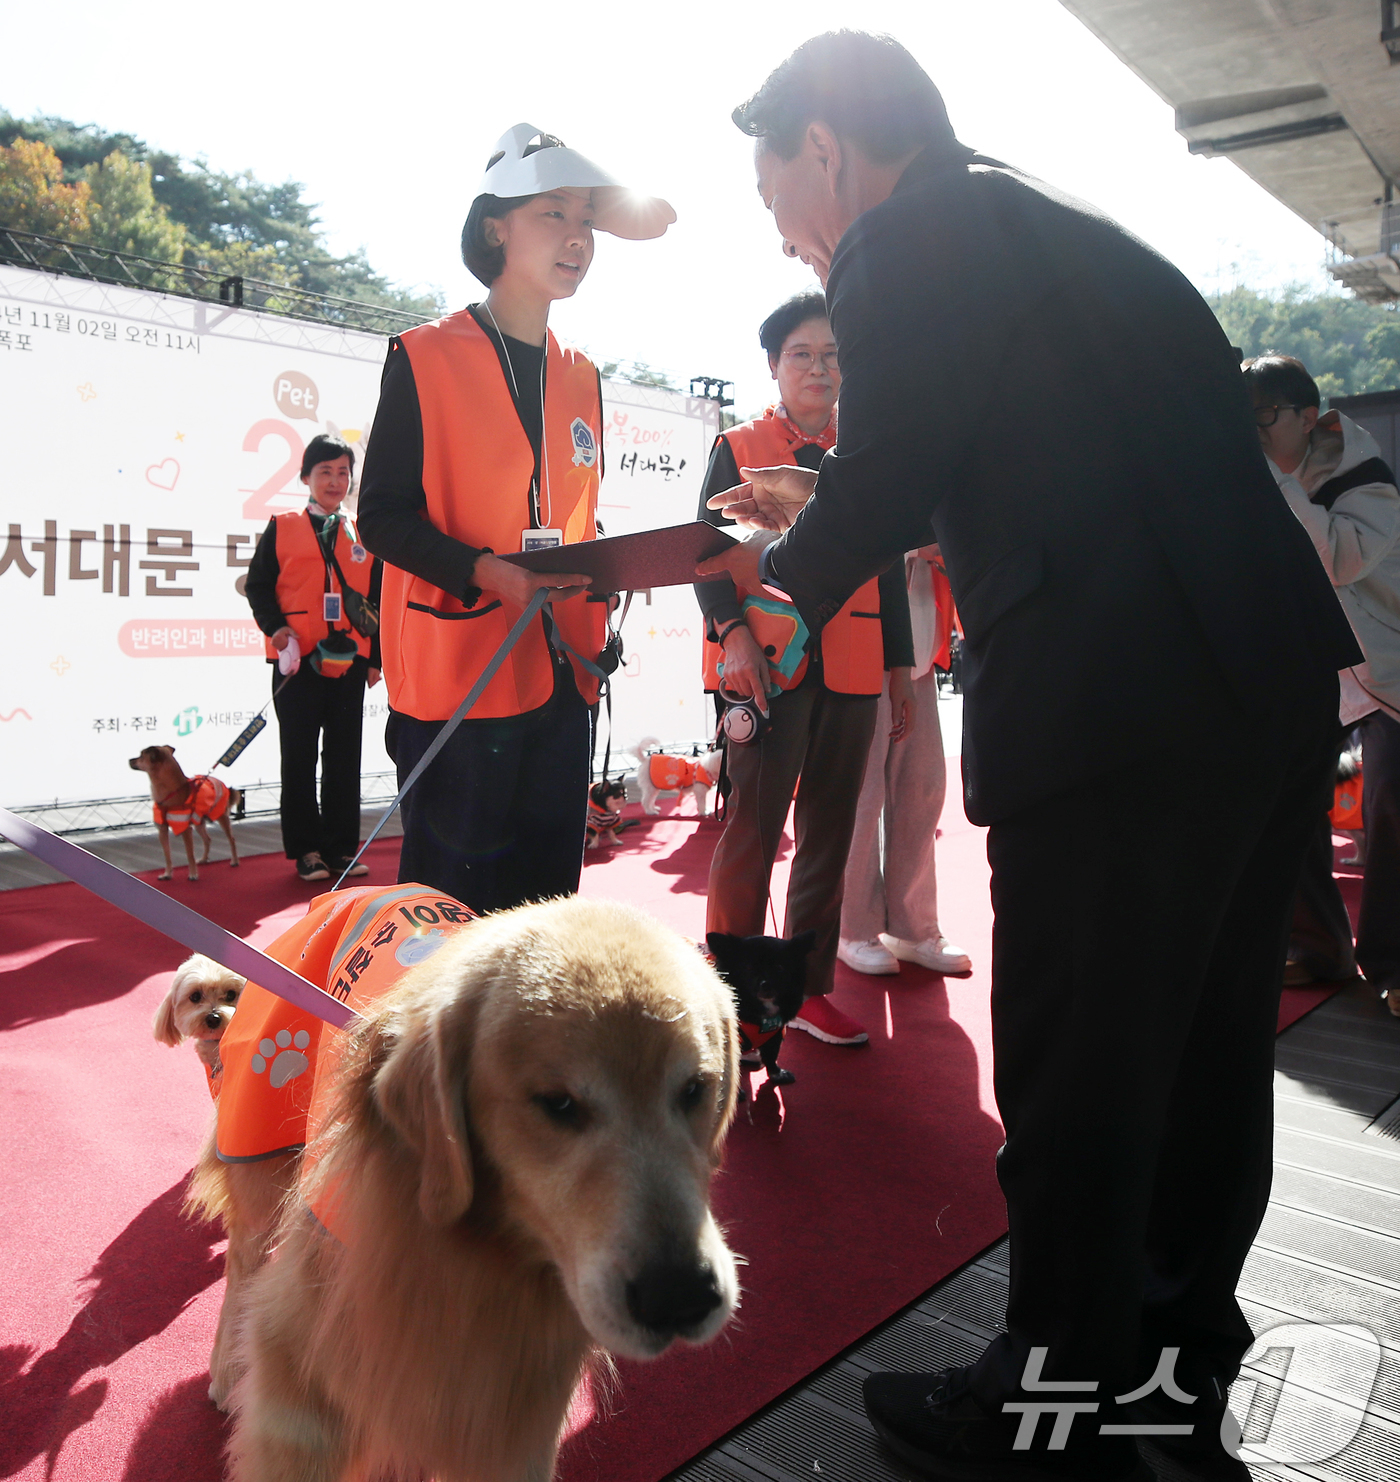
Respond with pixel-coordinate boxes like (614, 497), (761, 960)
(250, 1029), (312, 1089)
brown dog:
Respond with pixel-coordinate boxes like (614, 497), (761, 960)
(129, 745), (241, 881)
(184, 894), (741, 1482)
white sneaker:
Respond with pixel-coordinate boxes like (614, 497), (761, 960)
(837, 937), (899, 975)
(881, 934), (973, 976)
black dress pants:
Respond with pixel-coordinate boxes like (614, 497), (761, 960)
(272, 657), (366, 863)
(968, 681), (1337, 1418)
(1356, 708), (1400, 996)
(385, 658), (590, 913)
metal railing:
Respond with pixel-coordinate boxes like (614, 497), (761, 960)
(4, 772), (402, 838)
(0, 226), (428, 336)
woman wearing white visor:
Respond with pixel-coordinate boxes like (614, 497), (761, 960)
(358, 125), (673, 910)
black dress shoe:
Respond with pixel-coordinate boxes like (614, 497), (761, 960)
(1129, 1389), (1252, 1482)
(863, 1368), (1152, 1481)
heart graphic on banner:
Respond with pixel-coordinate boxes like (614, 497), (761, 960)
(146, 458), (180, 490)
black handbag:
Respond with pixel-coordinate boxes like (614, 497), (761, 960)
(316, 517), (379, 639)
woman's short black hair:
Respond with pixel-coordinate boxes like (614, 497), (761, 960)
(733, 30), (961, 165)
(461, 192), (538, 286)
(1241, 354), (1322, 410)
(300, 433), (355, 480)
(759, 292), (830, 359)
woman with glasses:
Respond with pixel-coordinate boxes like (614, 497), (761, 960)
(695, 292), (913, 1049)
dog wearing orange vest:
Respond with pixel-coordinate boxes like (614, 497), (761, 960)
(636, 736), (723, 817)
(177, 886), (741, 1482)
(129, 744), (241, 881)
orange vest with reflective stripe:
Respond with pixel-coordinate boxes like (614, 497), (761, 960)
(264, 510), (374, 663)
(381, 313), (607, 721)
(1330, 770), (1363, 831)
(701, 416), (883, 696)
(215, 884), (476, 1163)
(648, 753), (714, 791)
(153, 774), (232, 834)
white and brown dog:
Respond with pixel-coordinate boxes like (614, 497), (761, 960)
(152, 954), (244, 1092)
(635, 737), (723, 817)
(129, 745), (241, 881)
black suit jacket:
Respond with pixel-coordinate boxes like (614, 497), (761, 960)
(767, 147), (1360, 824)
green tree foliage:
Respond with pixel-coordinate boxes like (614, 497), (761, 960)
(82, 150), (186, 262)
(1209, 285), (1400, 402)
(0, 108), (441, 316)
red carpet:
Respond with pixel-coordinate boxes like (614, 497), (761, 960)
(0, 809), (1350, 1481)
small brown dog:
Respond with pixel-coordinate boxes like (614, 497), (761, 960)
(184, 892), (741, 1482)
(152, 954), (244, 1094)
(129, 745), (241, 881)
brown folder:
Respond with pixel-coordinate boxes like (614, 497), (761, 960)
(501, 521), (738, 594)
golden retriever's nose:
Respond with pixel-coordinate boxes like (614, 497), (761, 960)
(625, 1261), (723, 1337)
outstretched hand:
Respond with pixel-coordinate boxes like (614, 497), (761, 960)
(706, 464), (818, 532)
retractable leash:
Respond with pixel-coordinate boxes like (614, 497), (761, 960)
(208, 672), (294, 772)
(0, 806), (358, 1030)
(330, 587), (551, 890)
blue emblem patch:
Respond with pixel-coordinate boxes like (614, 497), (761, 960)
(394, 929), (446, 966)
(570, 417), (598, 468)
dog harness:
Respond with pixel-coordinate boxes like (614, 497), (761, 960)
(647, 753), (714, 792)
(215, 884), (476, 1164)
(153, 774), (232, 835)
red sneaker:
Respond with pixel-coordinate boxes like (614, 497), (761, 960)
(791, 995), (868, 1045)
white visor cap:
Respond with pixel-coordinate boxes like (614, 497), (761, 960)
(478, 123), (676, 240)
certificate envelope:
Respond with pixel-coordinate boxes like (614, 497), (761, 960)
(501, 521), (738, 594)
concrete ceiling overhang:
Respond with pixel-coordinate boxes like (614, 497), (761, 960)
(1058, 2), (1400, 296)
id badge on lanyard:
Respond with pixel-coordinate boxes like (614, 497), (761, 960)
(324, 592), (342, 623)
(522, 529), (562, 552)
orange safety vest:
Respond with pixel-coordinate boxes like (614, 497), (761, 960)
(153, 773), (232, 834)
(381, 312), (607, 721)
(1330, 769), (1363, 831)
(264, 509), (375, 663)
(701, 413), (883, 697)
(648, 753), (714, 791)
(215, 884), (477, 1164)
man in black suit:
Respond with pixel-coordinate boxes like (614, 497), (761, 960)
(699, 31), (1361, 1482)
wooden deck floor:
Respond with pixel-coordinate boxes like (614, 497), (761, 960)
(673, 980), (1400, 1482)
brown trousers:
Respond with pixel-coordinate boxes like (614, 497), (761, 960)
(706, 667), (877, 997)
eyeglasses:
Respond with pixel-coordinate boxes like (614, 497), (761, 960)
(1253, 404), (1303, 427)
(780, 349), (840, 371)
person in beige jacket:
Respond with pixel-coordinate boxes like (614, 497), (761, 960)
(838, 544), (973, 977)
(1245, 354), (1400, 1016)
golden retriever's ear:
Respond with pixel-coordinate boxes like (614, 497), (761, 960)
(711, 1005), (739, 1165)
(152, 988), (182, 1046)
(372, 996), (475, 1225)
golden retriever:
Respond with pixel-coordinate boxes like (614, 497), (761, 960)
(186, 894), (740, 1482)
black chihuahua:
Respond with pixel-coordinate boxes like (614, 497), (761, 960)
(707, 929), (815, 1087)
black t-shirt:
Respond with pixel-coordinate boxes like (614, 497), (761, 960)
(356, 307), (550, 608)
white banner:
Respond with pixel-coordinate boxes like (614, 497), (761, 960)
(0, 264), (719, 810)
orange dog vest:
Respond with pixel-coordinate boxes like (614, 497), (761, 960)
(381, 313), (607, 722)
(647, 753), (714, 792)
(154, 774), (232, 835)
(1331, 769), (1363, 831)
(701, 411), (883, 697)
(216, 884), (476, 1163)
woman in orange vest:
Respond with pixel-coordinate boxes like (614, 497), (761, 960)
(245, 433), (382, 883)
(695, 293), (913, 1047)
(358, 126), (673, 911)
